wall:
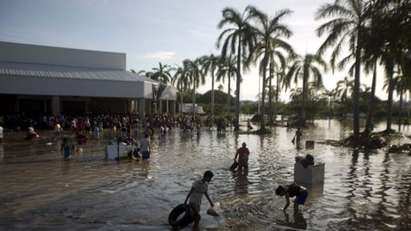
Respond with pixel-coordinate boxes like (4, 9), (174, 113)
(0, 41), (126, 70)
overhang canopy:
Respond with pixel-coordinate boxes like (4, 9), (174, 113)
(0, 61), (156, 98)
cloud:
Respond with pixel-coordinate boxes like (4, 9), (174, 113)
(143, 51), (176, 60)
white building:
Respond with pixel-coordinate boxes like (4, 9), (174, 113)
(0, 41), (176, 116)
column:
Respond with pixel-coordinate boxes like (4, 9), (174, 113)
(139, 98), (146, 118)
(171, 101), (176, 116)
(159, 100), (163, 114)
(51, 96), (60, 116)
(166, 100), (169, 114)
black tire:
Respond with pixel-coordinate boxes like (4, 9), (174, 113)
(168, 204), (194, 228)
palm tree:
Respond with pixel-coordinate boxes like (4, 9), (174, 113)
(216, 56), (237, 114)
(217, 6), (257, 130)
(246, 7), (294, 130)
(321, 89), (337, 117)
(284, 53), (327, 126)
(316, 0), (367, 140)
(364, 0), (411, 132)
(384, 72), (410, 131)
(172, 65), (190, 114)
(151, 62), (173, 84)
(200, 54), (221, 122)
(334, 76), (354, 103)
(184, 58), (205, 118)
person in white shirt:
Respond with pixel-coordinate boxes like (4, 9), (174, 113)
(184, 171), (215, 228)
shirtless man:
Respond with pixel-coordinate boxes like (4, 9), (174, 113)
(234, 142), (250, 172)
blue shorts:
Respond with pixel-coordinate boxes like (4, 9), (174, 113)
(295, 190), (308, 205)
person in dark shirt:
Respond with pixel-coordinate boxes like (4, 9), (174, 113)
(275, 183), (308, 212)
(234, 142), (250, 172)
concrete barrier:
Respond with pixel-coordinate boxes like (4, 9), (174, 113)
(294, 161), (324, 186)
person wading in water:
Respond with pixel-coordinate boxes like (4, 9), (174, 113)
(234, 142), (250, 173)
(184, 170), (215, 229)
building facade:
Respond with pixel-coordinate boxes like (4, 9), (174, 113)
(0, 41), (176, 117)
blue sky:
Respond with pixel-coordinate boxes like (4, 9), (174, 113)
(0, 0), (390, 101)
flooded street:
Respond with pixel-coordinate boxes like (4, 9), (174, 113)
(1, 120), (411, 230)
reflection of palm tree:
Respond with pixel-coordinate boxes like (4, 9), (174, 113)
(316, 0), (367, 139)
(284, 54), (327, 126)
(217, 6), (257, 130)
(246, 6), (294, 130)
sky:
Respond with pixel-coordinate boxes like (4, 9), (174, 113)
(0, 0), (393, 101)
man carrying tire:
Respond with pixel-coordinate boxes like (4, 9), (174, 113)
(184, 170), (215, 228)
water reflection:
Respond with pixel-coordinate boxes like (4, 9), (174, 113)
(275, 211), (307, 230)
(0, 120), (411, 230)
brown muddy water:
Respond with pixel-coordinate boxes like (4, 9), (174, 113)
(0, 120), (411, 230)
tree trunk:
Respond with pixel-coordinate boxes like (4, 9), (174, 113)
(235, 38), (242, 131)
(268, 62), (273, 126)
(227, 74), (231, 114)
(275, 72), (280, 120)
(211, 71), (215, 122)
(180, 91), (184, 114)
(192, 84), (196, 119)
(364, 62), (377, 134)
(398, 88), (404, 131)
(301, 65), (308, 127)
(352, 31), (362, 140)
(386, 62), (394, 132)
(260, 62), (267, 131)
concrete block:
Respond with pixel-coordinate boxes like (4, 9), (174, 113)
(294, 162), (324, 186)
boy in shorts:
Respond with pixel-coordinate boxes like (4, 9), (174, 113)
(276, 183), (308, 212)
(184, 171), (215, 228)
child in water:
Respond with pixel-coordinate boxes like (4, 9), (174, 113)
(61, 137), (75, 160)
(276, 183), (308, 212)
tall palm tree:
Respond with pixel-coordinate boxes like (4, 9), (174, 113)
(284, 53), (327, 126)
(246, 7), (294, 130)
(316, 0), (367, 140)
(365, 0), (411, 132)
(184, 58), (205, 118)
(217, 6), (257, 130)
(216, 56), (237, 114)
(200, 54), (221, 121)
(172, 65), (190, 114)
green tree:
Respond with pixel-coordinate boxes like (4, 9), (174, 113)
(246, 7), (294, 130)
(216, 56), (237, 114)
(284, 54), (327, 126)
(200, 54), (221, 121)
(217, 6), (257, 130)
(172, 65), (190, 114)
(316, 0), (367, 140)
(184, 58), (205, 118)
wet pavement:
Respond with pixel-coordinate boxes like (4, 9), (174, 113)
(0, 120), (411, 230)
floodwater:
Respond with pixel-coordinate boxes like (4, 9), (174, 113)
(1, 119), (411, 230)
